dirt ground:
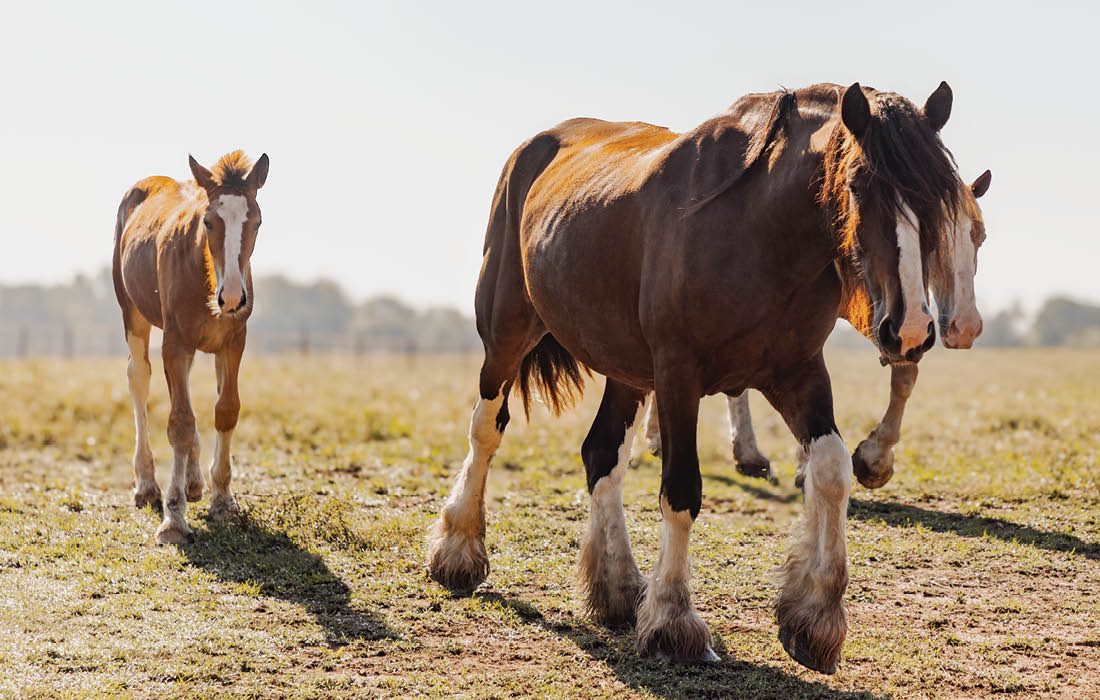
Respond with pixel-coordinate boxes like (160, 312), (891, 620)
(1, 349), (1098, 698)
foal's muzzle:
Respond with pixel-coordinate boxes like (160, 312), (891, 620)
(877, 316), (936, 363)
(217, 289), (248, 314)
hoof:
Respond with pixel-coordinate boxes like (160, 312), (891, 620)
(852, 439), (895, 489)
(154, 521), (195, 546)
(735, 457), (775, 483)
(208, 495), (240, 522)
(581, 571), (646, 628)
(133, 486), (162, 511)
(637, 596), (715, 662)
(426, 523), (489, 594)
(779, 625), (838, 675)
(186, 481), (205, 503)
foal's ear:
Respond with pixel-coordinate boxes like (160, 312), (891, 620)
(246, 153), (270, 191)
(841, 83), (871, 139)
(923, 81), (953, 132)
(189, 155), (216, 190)
(971, 169), (992, 198)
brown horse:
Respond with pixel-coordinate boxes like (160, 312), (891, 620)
(427, 83), (962, 673)
(112, 151), (269, 545)
(643, 169), (992, 489)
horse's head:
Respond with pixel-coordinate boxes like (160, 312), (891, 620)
(189, 151), (269, 316)
(931, 170), (991, 349)
(824, 82), (960, 364)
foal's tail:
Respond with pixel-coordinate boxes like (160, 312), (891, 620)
(518, 334), (588, 418)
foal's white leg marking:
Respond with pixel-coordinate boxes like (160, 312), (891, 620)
(427, 394), (505, 589)
(126, 332), (158, 506)
(581, 404), (646, 621)
(636, 495), (718, 661)
(215, 194), (248, 311)
(895, 201), (934, 353)
(776, 432), (851, 673)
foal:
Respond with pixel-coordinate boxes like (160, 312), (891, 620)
(112, 151), (269, 544)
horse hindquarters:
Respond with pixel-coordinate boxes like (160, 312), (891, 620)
(426, 136), (562, 593)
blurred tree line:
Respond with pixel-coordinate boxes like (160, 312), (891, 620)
(0, 269), (480, 356)
(1, 269), (1097, 356)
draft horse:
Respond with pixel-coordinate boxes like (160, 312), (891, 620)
(112, 151), (269, 545)
(644, 168), (992, 489)
(427, 83), (961, 673)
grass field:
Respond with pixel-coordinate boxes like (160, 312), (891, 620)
(1, 348), (1098, 699)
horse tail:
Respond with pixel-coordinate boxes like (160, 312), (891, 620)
(518, 333), (588, 418)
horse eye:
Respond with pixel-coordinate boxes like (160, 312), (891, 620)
(203, 218), (212, 229)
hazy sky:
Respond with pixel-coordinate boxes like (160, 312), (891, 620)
(2, 1), (1096, 314)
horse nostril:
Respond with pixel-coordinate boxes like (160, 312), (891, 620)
(921, 321), (936, 352)
(240, 292), (248, 308)
(877, 316), (901, 354)
(217, 293), (226, 308)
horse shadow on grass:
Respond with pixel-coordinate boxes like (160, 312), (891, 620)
(849, 498), (1100, 560)
(719, 473), (1100, 561)
(180, 511), (396, 646)
(475, 592), (884, 700)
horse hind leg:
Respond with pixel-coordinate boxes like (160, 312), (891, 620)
(727, 391), (774, 482)
(426, 363), (516, 593)
(125, 318), (160, 510)
(578, 380), (647, 626)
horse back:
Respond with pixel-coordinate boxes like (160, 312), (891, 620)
(113, 176), (204, 330)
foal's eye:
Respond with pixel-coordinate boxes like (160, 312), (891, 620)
(203, 218), (212, 229)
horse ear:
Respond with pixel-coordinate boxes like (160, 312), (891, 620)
(971, 169), (992, 198)
(841, 83), (870, 138)
(246, 153), (270, 190)
(923, 81), (953, 132)
(189, 155), (215, 190)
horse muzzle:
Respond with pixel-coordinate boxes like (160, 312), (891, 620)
(877, 316), (936, 364)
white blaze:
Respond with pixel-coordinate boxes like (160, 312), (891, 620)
(216, 194), (248, 309)
(895, 201), (933, 353)
(936, 208), (981, 347)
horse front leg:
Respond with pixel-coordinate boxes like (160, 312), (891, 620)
(764, 354), (851, 674)
(208, 329), (245, 520)
(852, 362), (918, 489)
(636, 363), (717, 662)
(156, 337), (197, 545)
(578, 380), (648, 626)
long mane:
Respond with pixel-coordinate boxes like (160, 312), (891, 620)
(821, 89), (960, 255)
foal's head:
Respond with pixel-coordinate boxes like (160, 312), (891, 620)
(823, 82), (959, 364)
(931, 170), (991, 349)
(189, 151), (270, 316)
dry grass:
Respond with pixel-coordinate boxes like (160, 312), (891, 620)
(1, 349), (1098, 699)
